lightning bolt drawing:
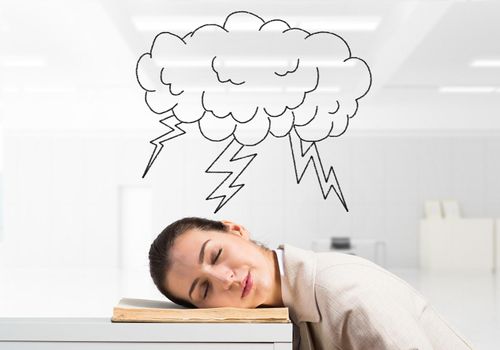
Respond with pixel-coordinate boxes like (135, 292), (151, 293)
(289, 128), (348, 211)
(205, 139), (257, 213)
(137, 12), (372, 212)
(142, 114), (186, 178)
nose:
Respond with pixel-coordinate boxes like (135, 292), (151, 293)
(208, 265), (235, 290)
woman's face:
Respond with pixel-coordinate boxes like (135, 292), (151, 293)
(164, 222), (279, 308)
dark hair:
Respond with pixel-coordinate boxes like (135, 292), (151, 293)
(148, 217), (228, 308)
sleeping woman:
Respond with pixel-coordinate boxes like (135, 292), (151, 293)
(148, 217), (473, 350)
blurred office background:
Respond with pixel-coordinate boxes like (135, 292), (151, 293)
(0, 0), (499, 348)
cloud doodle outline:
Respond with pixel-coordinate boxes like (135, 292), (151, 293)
(136, 10), (372, 212)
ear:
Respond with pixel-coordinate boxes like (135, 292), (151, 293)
(221, 220), (250, 240)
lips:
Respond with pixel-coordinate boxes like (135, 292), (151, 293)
(241, 271), (253, 298)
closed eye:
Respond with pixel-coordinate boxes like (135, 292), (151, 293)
(203, 281), (209, 299)
(212, 248), (222, 264)
(203, 248), (222, 300)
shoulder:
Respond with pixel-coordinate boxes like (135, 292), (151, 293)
(313, 251), (426, 313)
(315, 250), (384, 285)
(315, 251), (407, 289)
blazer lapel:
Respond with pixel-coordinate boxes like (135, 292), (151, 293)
(280, 244), (321, 323)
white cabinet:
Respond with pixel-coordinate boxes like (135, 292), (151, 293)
(419, 218), (495, 271)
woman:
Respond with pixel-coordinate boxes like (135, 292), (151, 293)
(149, 217), (472, 350)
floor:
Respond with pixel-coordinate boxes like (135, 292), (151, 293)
(393, 269), (500, 350)
(0, 267), (498, 349)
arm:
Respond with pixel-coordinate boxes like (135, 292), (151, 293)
(317, 284), (434, 350)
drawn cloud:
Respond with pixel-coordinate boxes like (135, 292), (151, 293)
(136, 11), (372, 146)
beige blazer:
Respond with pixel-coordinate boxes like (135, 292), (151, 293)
(280, 244), (473, 350)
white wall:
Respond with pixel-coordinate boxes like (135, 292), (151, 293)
(1, 126), (499, 268)
(1, 0), (500, 270)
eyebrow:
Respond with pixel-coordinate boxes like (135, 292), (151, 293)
(188, 239), (211, 301)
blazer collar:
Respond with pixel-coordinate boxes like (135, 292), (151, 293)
(279, 244), (321, 323)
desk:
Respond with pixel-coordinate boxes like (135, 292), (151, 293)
(0, 318), (293, 349)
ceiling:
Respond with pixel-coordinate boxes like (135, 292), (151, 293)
(0, 0), (499, 130)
